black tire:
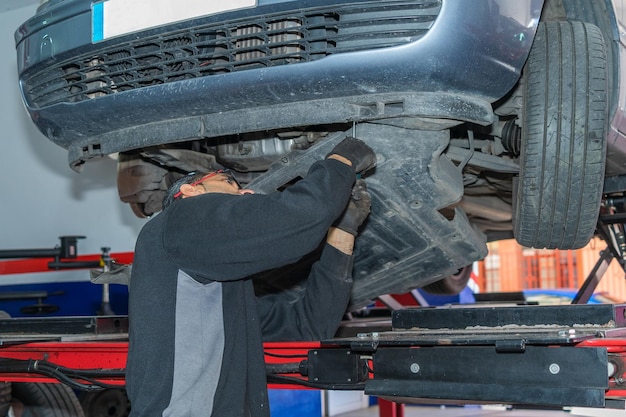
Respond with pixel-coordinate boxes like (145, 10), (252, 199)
(422, 265), (472, 295)
(0, 383), (11, 416)
(515, 21), (608, 249)
(10, 383), (85, 417)
(79, 389), (130, 417)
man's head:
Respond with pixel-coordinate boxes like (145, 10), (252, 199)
(162, 170), (253, 210)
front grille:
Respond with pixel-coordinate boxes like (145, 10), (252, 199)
(23, 1), (442, 109)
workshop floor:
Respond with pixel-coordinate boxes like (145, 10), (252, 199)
(334, 404), (624, 417)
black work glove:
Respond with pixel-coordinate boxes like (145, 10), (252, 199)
(334, 180), (371, 236)
(327, 137), (377, 174)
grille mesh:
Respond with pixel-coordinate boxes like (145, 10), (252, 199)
(23, 1), (441, 108)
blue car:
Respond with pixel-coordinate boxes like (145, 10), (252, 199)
(14, 0), (626, 309)
(522, 288), (620, 305)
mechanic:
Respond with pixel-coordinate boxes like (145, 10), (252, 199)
(126, 137), (376, 417)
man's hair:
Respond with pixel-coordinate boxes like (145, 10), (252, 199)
(162, 171), (212, 210)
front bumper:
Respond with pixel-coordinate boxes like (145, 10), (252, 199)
(16, 0), (543, 170)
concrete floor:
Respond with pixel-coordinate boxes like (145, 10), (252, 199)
(334, 404), (626, 417)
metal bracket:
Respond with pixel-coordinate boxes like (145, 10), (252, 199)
(367, 345), (609, 407)
(573, 249), (615, 304)
(307, 348), (368, 385)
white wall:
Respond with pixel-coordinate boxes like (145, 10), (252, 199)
(0, 5), (146, 282)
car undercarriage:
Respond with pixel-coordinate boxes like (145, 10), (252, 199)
(14, 0), (626, 308)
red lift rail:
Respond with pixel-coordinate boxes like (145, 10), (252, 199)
(2, 241), (626, 416)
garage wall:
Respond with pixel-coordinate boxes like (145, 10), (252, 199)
(0, 5), (146, 283)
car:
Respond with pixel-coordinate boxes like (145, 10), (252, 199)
(14, 0), (626, 309)
(522, 288), (620, 305)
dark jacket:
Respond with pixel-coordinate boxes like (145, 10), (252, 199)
(126, 158), (355, 417)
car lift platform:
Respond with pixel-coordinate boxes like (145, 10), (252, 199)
(2, 235), (626, 416)
(1, 304), (626, 416)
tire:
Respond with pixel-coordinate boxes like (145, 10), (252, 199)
(0, 383), (11, 416)
(10, 383), (85, 417)
(422, 265), (472, 295)
(515, 21), (608, 249)
(79, 389), (130, 417)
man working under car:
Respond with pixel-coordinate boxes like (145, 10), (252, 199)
(125, 137), (376, 417)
